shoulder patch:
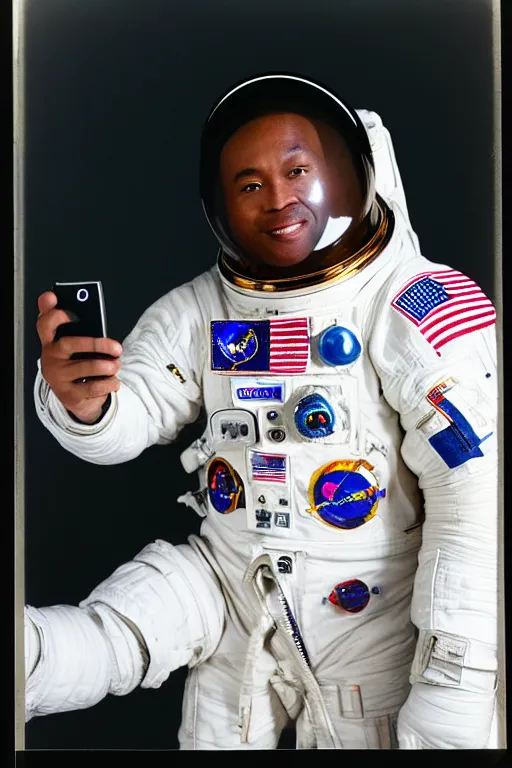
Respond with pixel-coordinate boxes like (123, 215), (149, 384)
(391, 269), (495, 356)
(424, 379), (493, 468)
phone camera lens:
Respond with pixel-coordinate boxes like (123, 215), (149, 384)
(77, 288), (89, 302)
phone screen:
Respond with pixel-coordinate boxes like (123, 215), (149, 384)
(53, 281), (107, 341)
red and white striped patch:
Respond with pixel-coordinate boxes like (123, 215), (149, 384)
(269, 317), (309, 374)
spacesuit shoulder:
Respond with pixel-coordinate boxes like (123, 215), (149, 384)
(380, 255), (453, 300)
(123, 267), (219, 347)
(366, 255), (496, 410)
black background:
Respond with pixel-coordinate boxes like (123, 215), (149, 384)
(23, 0), (497, 750)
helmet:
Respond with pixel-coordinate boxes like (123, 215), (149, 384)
(200, 73), (381, 275)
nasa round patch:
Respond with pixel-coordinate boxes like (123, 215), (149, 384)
(207, 457), (245, 514)
(306, 459), (385, 529)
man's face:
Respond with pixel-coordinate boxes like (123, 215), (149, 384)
(219, 112), (362, 269)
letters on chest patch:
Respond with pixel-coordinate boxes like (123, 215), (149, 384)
(232, 378), (285, 404)
(391, 270), (495, 356)
(211, 318), (309, 375)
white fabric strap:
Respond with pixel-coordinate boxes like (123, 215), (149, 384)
(242, 555), (342, 749)
(238, 608), (276, 743)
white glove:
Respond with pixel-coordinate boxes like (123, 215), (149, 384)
(397, 681), (496, 749)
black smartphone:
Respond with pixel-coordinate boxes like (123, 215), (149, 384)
(53, 281), (112, 360)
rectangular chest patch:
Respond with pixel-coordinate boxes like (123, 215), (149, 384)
(211, 318), (309, 375)
(426, 379), (492, 468)
(231, 377), (285, 404)
(250, 451), (287, 484)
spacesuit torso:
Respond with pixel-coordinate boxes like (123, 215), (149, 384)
(188, 254), (423, 553)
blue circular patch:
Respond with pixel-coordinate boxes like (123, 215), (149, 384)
(294, 393), (335, 439)
(207, 458), (245, 514)
(329, 579), (370, 613)
(216, 323), (259, 368)
(318, 325), (361, 367)
(307, 459), (385, 529)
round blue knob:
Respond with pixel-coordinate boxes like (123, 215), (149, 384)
(318, 325), (361, 367)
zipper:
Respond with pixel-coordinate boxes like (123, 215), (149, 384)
(245, 559), (342, 749)
(276, 583), (311, 668)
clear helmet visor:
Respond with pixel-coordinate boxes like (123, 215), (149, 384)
(200, 75), (376, 269)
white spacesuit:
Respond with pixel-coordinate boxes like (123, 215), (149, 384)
(25, 75), (499, 750)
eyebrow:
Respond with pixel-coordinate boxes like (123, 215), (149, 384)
(233, 144), (307, 183)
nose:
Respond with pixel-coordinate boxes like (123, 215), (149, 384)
(264, 178), (297, 212)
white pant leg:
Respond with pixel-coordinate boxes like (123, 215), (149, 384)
(177, 536), (289, 749)
(178, 624), (289, 750)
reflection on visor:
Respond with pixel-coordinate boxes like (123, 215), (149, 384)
(305, 180), (353, 250)
(313, 216), (353, 251)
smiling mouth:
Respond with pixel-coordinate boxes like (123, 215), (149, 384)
(266, 221), (308, 240)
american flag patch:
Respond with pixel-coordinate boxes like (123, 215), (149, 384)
(211, 318), (309, 375)
(269, 317), (309, 373)
(251, 451), (287, 484)
(391, 270), (495, 355)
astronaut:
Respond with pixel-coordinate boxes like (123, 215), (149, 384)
(26, 74), (499, 750)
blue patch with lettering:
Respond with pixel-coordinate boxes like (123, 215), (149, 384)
(237, 385), (284, 401)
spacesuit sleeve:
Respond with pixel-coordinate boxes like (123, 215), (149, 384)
(368, 259), (498, 749)
(24, 602), (147, 721)
(33, 279), (206, 465)
(25, 540), (226, 721)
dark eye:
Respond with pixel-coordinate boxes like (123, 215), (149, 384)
(241, 182), (261, 193)
(289, 167), (307, 177)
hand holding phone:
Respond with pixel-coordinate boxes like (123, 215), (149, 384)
(36, 283), (123, 424)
